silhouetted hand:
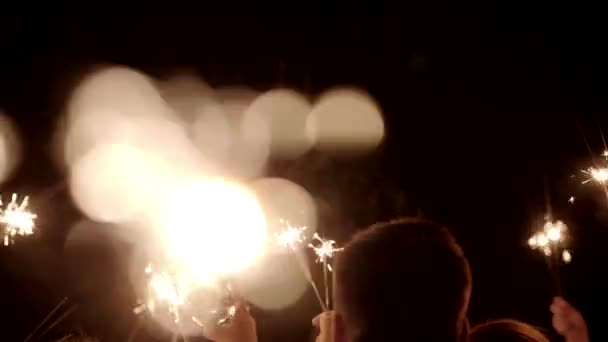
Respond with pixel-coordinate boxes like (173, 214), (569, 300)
(203, 302), (257, 342)
(550, 297), (589, 342)
(312, 311), (336, 342)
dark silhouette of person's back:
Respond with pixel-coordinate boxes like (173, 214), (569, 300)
(332, 218), (472, 342)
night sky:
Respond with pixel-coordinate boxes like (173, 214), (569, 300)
(2, 2), (608, 341)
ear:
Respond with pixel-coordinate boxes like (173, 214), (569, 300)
(334, 313), (348, 342)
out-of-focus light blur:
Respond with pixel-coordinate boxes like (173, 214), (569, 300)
(0, 112), (21, 185)
(69, 143), (170, 223)
(57, 66), (390, 335)
(306, 88), (385, 153)
(158, 72), (216, 124)
(153, 178), (267, 281)
(250, 177), (317, 241)
(242, 89), (312, 158)
(235, 252), (309, 311)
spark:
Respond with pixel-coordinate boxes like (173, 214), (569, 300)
(136, 264), (190, 324)
(568, 196), (575, 204)
(309, 233), (342, 264)
(582, 167), (608, 184)
(1, 193), (37, 246)
(528, 219), (571, 263)
(135, 263), (236, 329)
(581, 149), (608, 184)
(276, 222), (307, 250)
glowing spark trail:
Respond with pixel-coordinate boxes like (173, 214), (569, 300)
(0, 193), (37, 246)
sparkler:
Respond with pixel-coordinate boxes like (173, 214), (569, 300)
(309, 233), (342, 310)
(0, 193), (37, 246)
(528, 219), (571, 294)
(134, 263), (236, 331)
(275, 221), (327, 311)
(276, 221), (307, 250)
(580, 149), (608, 205)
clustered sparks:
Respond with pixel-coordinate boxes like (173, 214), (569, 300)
(134, 264), (190, 323)
(0, 193), (37, 246)
(134, 263), (237, 328)
(528, 219), (571, 263)
(581, 149), (608, 184)
(308, 233), (342, 266)
(276, 221), (307, 250)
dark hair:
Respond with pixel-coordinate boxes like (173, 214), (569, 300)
(470, 319), (549, 342)
(334, 218), (472, 342)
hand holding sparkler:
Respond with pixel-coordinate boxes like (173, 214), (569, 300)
(202, 302), (257, 342)
(551, 297), (589, 342)
(0, 193), (37, 246)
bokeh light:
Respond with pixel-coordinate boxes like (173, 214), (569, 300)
(249, 177), (317, 240)
(235, 253), (309, 311)
(306, 88), (385, 153)
(242, 89), (312, 158)
(69, 143), (169, 223)
(153, 178), (267, 281)
(0, 112), (21, 184)
(157, 72), (216, 124)
(61, 66), (204, 172)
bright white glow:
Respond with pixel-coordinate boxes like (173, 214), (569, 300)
(157, 179), (267, 281)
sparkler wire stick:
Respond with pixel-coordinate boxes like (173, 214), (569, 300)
(23, 297), (69, 342)
(323, 259), (330, 310)
(550, 244), (562, 296)
(294, 249), (328, 312)
(52, 335), (73, 342)
(32, 304), (78, 342)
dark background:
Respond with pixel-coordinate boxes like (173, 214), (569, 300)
(2, 2), (608, 341)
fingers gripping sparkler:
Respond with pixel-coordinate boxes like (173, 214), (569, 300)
(309, 233), (342, 310)
(0, 193), (37, 246)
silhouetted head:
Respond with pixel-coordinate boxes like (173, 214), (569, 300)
(333, 218), (472, 342)
(470, 319), (549, 342)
